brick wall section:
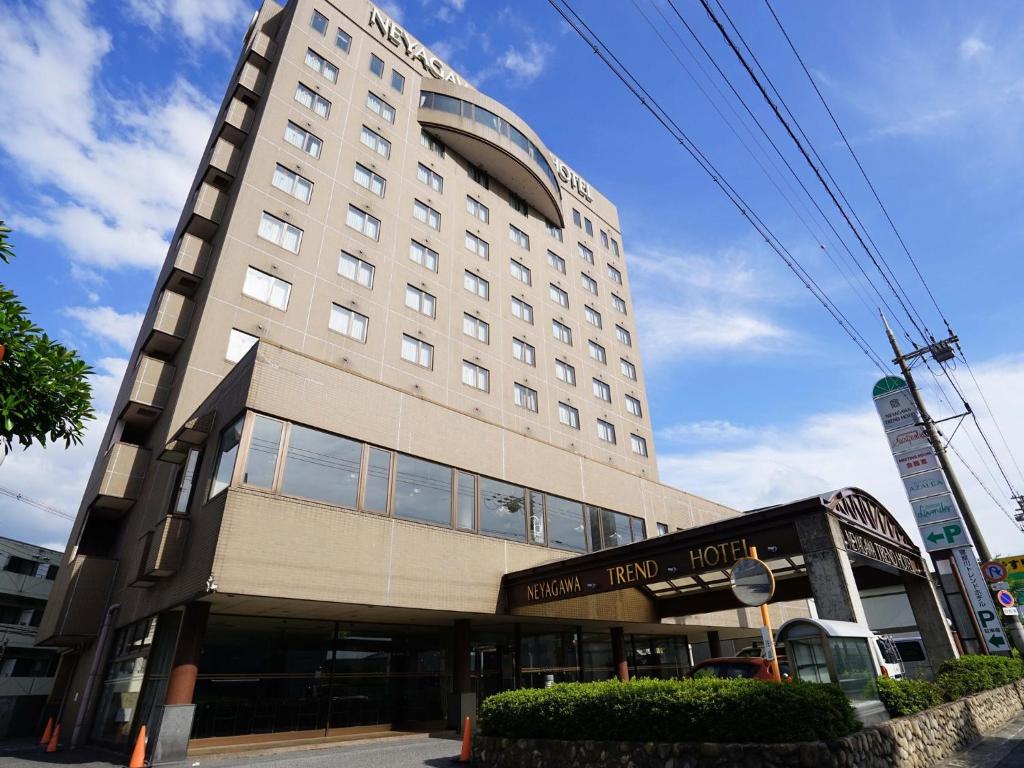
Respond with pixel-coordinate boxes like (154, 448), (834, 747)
(472, 680), (1024, 768)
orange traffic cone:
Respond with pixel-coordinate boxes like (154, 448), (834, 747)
(45, 723), (60, 753)
(39, 717), (53, 746)
(128, 724), (147, 768)
(457, 715), (471, 763)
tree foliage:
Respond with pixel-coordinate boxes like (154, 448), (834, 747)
(0, 222), (94, 452)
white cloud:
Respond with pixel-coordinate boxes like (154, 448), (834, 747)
(656, 355), (1024, 554)
(434, 0), (466, 23)
(637, 305), (789, 363)
(0, 0), (217, 271)
(498, 40), (553, 83)
(960, 36), (991, 61)
(657, 419), (757, 444)
(0, 357), (127, 550)
(126, 0), (252, 49)
(64, 306), (145, 352)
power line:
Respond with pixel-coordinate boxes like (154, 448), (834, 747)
(0, 487), (74, 521)
(546, 0), (891, 374)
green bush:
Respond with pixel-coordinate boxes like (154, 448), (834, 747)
(933, 654), (1024, 701)
(876, 677), (942, 716)
(478, 678), (860, 744)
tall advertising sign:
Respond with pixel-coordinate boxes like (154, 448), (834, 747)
(873, 376), (1010, 653)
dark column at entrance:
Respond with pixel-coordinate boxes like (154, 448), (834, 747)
(165, 602), (211, 705)
(795, 514), (867, 624)
(707, 631), (721, 658)
(453, 620), (471, 694)
(512, 623), (522, 689)
(901, 571), (958, 673)
(610, 627), (629, 682)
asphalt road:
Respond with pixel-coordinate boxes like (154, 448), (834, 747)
(0, 735), (462, 768)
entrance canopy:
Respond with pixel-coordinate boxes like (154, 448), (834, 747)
(503, 488), (926, 619)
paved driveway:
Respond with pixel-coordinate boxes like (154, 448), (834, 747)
(0, 735), (462, 768)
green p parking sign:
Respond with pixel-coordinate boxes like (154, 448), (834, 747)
(919, 519), (969, 552)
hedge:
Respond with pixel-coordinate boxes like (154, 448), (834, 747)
(478, 678), (860, 744)
(876, 676), (942, 716)
(933, 654), (1024, 701)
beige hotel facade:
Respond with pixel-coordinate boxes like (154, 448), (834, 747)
(38, 0), (810, 756)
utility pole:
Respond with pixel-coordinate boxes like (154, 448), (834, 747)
(883, 318), (1024, 653)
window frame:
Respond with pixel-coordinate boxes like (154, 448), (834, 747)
(328, 303), (369, 343)
(400, 333), (434, 368)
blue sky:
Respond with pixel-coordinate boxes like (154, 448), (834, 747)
(1, 0), (1022, 555)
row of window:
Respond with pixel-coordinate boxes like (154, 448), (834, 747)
(571, 208), (621, 259)
(212, 412), (649, 552)
(310, 9), (405, 95)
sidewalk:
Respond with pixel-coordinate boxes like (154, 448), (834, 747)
(934, 709), (1024, 768)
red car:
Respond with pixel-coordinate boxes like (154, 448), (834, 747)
(688, 656), (790, 681)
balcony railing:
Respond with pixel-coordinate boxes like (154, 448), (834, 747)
(122, 355), (176, 428)
(89, 442), (150, 512)
(165, 233), (210, 297)
(35, 555), (117, 646)
(142, 290), (194, 358)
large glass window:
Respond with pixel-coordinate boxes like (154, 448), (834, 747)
(363, 447), (391, 513)
(281, 425), (362, 507)
(457, 472), (476, 530)
(589, 507), (644, 551)
(243, 415), (282, 487)
(210, 416), (244, 498)
(547, 496), (586, 552)
(226, 328), (258, 363)
(393, 455), (452, 526)
(170, 448), (202, 514)
(479, 478), (526, 542)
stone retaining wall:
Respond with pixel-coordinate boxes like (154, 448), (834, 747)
(472, 680), (1024, 768)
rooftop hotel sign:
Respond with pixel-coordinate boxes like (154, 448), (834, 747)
(368, 5), (468, 87)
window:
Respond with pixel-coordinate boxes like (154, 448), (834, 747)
(612, 293), (627, 313)
(625, 394), (643, 417)
(581, 273), (598, 295)
(585, 305), (602, 328)
(511, 296), (534, 323)
(572, 209), (581, 228)
(363, 447), (391, 513)
(329, 304), (369, 342)
(413, 199), (441, 230)
(346, 204), (380, 239)
(271, 164), (313, 203)
(394, 455), (452, 526)
(593, 378), (611, 402)
(466, 196), (489, 223)
(462, 360), (489, 391)
(549, 283), (569, 308)
(464, 231), (489, 259)
(630, 434), (648, 456)
(611, 238), (621, 257)
(600, 230), (609, 249)
(409, 240), (439, 272)
(360, 125), (391, 158)
(304, 48), (338, 82)
(226, 329), (258, 363)
(510, 259), (531, 285)
(552, 319), (572, 345)
(463, 313), (489, 343)
(590, 507), (645, 550)
(311, 9), (328, 35)
(171, 448), (203, 512)
(366, 91), (396, 123)
(353, 163), (386, 197)
(555, 359), (576, 386)
(656, 522), (670, 536)
(284, 121), (322, 158)
(620, 358), (637, 380)
(416, 163), (443, 192)
(464, 271), (489, 299)
(469, 165), (489, 189)
(338, 251), (374, 288)
(548, 495), (586, 552)
(512, 337), (535, 366)
(336, 27), (352, 53)
(558, 402), (580, 429)
(457, 472), (476, 530)
(210, 416), (243, 497)
(584, 217), (594, 236)
(547, 250), (565, 273)
(281, 425), (362, 507)
(479, 478), (526, 542)
(607, 264), (623, 284)
(597, 419), (616, 444)
(258, 212), (302, 253)
(589, 341), (607, 364)
(421, 130), (445, 157)
(405, 285), (436, 317)
(401, 334), (434, 367)
(508, 224), (530, 250)
(369, 53), (384, 78)
(514, 382), (538, 412)
(391, 69), (405, 93)
(616, 325), (632, 346)
(578, 243), (594, 264)
(243, 266), (291, 310)
(510, 192), (528, 215)
(546, 220), (563, 242)
(295, 82), (330, 118)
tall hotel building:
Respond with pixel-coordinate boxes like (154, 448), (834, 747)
(38, 0), (804, 755)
